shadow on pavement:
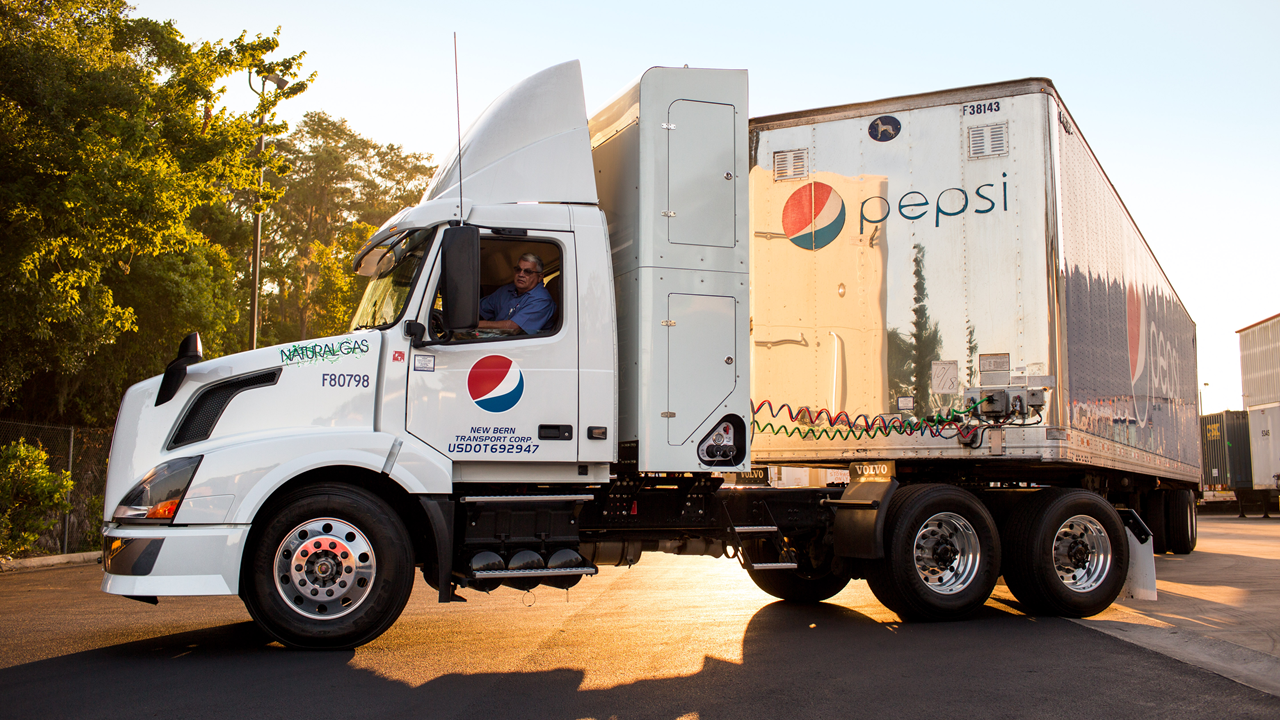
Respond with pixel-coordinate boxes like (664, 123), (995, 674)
(2, 601), (1278, 719)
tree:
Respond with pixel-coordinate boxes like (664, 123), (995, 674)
(0, 0), (309, 421)
(0, 439), (73, 557)
(258, 112), (434, 341)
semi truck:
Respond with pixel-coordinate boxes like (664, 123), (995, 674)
(100, 62), (1194, 649)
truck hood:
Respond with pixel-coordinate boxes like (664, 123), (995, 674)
(104, 332), (382, 520)
(425, 59), (597, 206)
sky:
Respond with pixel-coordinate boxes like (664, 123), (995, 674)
(133, 0), (1278, 413)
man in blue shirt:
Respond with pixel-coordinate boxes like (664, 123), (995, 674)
(478, 252), (556, 335)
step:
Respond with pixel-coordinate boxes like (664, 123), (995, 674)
(749, 562), (799, 571)
(460, 494), (596, 504)
(734, 526), (779, 533)
(471, 567), (599, 579)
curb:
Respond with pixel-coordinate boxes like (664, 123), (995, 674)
(0, 551), (100, 572)
(1072, 614), (1280, 699)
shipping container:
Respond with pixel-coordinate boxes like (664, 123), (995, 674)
(748, 78), (1201, 493)
(1239, 313), (1280, 492)
(1199, 411), (1252, 489)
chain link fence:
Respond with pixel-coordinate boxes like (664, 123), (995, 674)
(0, 419), (112, 555)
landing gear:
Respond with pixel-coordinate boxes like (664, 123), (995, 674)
(865, 484), (1001, 621)
(1165, 488), (1197, 554)
(242, 483), (415, 649)
(1002, 488), (1129, 617)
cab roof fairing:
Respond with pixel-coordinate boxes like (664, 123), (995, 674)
(424, 59), (598, 207)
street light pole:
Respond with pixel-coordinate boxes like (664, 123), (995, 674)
(247, 72), (288, 350)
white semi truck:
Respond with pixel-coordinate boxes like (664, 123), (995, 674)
(101, 63), (1192, 649)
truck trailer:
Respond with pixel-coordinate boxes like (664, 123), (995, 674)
(1237, 313), (1280, 513)
(747, 78), (1201, 556)
(101, 63), (1187, 649)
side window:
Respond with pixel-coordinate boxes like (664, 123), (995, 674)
(433, 235), (563, 343)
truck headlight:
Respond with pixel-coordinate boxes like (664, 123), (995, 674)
(113, 456), (203, 524)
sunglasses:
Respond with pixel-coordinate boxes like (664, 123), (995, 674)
(513, 266), (541, 276)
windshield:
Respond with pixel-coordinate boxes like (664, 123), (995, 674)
(349, 228), (436, 331)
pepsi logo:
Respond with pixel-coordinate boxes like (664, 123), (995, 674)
(782, 182), (846, 251)
(468, 355), (525, 413)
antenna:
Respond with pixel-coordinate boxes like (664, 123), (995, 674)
(454, 32), (463, 224)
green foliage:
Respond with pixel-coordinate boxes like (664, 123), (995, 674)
(259, 112), (433, 341)
(0, 440), (74, 556)
(0, 0), (309, 420)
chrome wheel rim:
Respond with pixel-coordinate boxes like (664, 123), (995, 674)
(913, 512), (981, 595)
(1053, 515), (1111, 593)
(275, 517), (376, 620)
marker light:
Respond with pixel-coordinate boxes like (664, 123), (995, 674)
(113, 456), (203, 524)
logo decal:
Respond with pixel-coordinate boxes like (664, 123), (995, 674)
(868, 116), (901, 142)
(468, 355), (524, 412)
(392, 350), (405, 363)
(782, 182), (846, 250)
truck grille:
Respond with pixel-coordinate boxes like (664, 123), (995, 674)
(168, 369), (281, 449)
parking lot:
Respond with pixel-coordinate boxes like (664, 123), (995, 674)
(1, 515), (1278, 719)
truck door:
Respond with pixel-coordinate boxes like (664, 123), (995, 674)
(406, 229), (580, 464)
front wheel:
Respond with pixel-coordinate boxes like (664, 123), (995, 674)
(1002, 488), (1129, 618)
(242, 483), (415, 649)
(865, 484), (1001, 621)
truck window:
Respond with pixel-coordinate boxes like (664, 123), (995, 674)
(434, 235), (562, 342)
(349, 228), (436, 331)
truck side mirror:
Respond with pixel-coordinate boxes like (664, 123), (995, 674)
(440, 225), (480, 331)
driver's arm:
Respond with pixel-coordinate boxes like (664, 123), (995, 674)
(477, 319), (522, 334)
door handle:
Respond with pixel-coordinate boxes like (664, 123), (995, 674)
(538, 425), (573, 440)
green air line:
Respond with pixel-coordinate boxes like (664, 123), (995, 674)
(751, 399), (984, 441)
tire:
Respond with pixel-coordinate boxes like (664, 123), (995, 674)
(1142, 489), (1168, 555)
(1166, 488), (1197, 554)
(864, 484), (1001, 621)
(242, 483), (415, 649)
(1002, 488), (1129, 618)
(745, 536), (849, 603)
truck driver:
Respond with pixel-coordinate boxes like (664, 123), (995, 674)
(477, 253), (555, 335)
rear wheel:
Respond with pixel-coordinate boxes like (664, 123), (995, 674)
(1166, 488), (1197, 554)
(865, 484), (1001, 621)
(1002, 488), (1129, 618)
(242, 483), (415, 649)
(1141, 489), (1168, 555)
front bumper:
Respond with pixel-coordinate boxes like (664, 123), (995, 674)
(101, 524), (248, 597)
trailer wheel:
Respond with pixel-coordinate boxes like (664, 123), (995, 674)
(1141, 489), (1168, 555)
(242, 483), (415, 649)
(864, 484), (1000, 621)
(1002, 488), (1129, 618)
(1165, 488), (1197, 554)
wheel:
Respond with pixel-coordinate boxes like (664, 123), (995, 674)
(864, 484), (1001, 621)
(1165, 488), (1197, 554)
(1142, 489), (1168, 555)
(242, 483), (415, 649)
(745, 535), (849, 603)
(1002, 488), (1129, 618)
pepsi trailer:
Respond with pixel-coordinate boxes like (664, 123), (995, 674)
(101, 67), (1177, 648)
(748, 78), (1200, 554)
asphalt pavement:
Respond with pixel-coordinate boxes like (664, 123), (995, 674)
(2, 518), (1279, 719)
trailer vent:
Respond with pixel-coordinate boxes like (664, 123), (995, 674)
(968, 123), (1009, 159)
(772, 149), (808, 181)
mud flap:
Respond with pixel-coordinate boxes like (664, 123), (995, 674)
(1122, 527), (1157, 601)
(829, 478), (898, 559)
